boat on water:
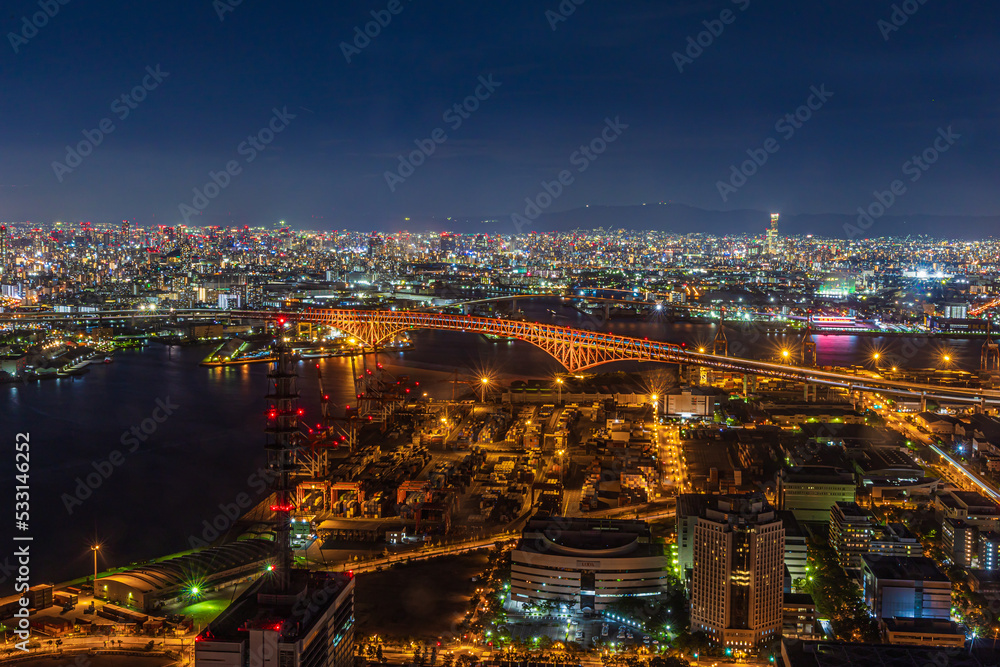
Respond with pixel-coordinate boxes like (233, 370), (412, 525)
(200, 353), (277, 368)
(482, 333), (517, 343)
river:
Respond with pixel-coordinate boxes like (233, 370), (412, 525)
(0, 302), (986, 587)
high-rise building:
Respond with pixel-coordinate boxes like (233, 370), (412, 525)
(691, 495), (784, 650)
(0, 225), (8, 275)
(677, 494), (715, 589)
(766, 213), (780, 255)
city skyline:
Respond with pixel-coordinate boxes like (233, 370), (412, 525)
(8, 2), (1000, 665)
(0, 1), (998, 230)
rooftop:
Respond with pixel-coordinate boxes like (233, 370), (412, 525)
(199, 570), (352, 644)
(861, 555), (949, 583)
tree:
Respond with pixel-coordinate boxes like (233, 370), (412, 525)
(650, 658), (691, 667)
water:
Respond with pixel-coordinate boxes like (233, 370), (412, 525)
(1, 303), (985, 588)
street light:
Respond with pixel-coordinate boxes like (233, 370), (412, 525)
(555, 377), (563, 404)
(479, 377), (490, 415)
(91, 544), (100, 600)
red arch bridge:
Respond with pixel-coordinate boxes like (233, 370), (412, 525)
(253, 308), (1000, 408)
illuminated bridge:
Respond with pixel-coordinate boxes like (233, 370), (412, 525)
(5, 306), (999, 406)
(274, 308), (1000, 407)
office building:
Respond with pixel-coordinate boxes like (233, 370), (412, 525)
(777, 511), (808, 592)
(979, 531), (1000, 570)
(782, 593), (818, 640)
(777, 467), (856, 523)
(677, 494), (714, 589)
(860, 555), (951, 620)
(511, 517), (670, 612)
(691, 495), (784, 649)
(880, 617), (966, 648)
(943, 518), (977, 568)
(869, 523), (922, 559)
(829, 502), (872, 569)
(767, 214), (780, 255)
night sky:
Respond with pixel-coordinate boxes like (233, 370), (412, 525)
(1, 0), (997, 230)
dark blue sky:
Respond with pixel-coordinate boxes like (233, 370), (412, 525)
(1, 0), (997, 230)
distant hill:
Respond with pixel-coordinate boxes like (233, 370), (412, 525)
(379, 203), (1000, 239)
(503, 204), (1000, 239)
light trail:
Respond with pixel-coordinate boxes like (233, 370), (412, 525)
(928, 443), (1000, 502)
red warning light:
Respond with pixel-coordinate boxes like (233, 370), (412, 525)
(297, 409), (304, 416)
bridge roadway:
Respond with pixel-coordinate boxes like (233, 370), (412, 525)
(4, 306), (997, 405)
(284, 308), (1000, 407)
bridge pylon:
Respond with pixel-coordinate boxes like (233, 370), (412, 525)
(713, 313), (728, 357)
(801, 325), (817, 367)
(983, 323), (999, 372)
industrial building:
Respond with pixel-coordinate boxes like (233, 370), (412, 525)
(99, 540), (275, 613)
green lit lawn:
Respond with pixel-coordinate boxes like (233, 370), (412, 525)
(176, 598), (232, 626)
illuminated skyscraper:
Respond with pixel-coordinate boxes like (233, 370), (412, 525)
(766, 213), (780, 255)
(691, 495), (784, 650)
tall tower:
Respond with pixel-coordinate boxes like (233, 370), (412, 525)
(264, 328), (304, 591)
(691, 495), (784, 650)
(0, 225), (8, 275)
(767, 214), (780, 255)
(120, 220), (130, 247)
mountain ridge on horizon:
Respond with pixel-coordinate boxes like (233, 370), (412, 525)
(379, 203), (999, 239)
